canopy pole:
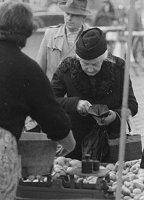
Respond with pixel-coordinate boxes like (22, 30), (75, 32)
(115, 0), (135, 199)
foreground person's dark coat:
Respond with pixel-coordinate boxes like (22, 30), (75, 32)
(0, 41), (72, 141)
(51, 53), (138, 160)
(0, 3), (75, 199)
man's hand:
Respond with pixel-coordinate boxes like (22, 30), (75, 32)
(77, 100), (92, 116)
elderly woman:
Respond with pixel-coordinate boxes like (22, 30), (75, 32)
(0, 1), (76, 155)
(51, 27), (138, 161)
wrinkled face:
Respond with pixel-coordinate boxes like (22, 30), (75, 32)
(64, 12), (85, 32)
(78, 51), (107, 76)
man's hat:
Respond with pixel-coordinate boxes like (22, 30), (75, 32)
(59, 0), (91, 16)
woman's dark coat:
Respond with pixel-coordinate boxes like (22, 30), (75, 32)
(51, 53), (138, 159)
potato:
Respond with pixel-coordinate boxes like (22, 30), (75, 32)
(106, 163), (115, 171)
(133, 194), (142, 200)
(129, 174), (139, 181)
(109, 180), (114, 186)
(137, 176), (144, 182)
(132, 180), (144, 190)
(65, 158), (72, 166)
(123, 168), (130, 175)
(130, 163), (140, 174)
(69, 159), (81, 168)
(59, 170), (66, 176)
(113, 162), (119, 172)
(109, 172), (117, 182)
(76, 177), (83, 183)
(139, 195), (144, 200)
(52, 172), (61, 179)
(66, 167), (74, 173)
(123, 196), (133, 200)
(129, 185), (134, 193)
(124, 160), (138, 168)
(27, 175), (35, 181)
(53, 164), (63, 172)
(100, 165), (106, 170)
(63, 165), (68, 171)
(88, 178), (97, 184)
(111, 184), (117, 192)
(124, 181), (131, 188)
(87, 176), (96, 181)
(54, 156), (66, 167)
(107, 186), (113, 192)
(83, 179), (88, 184)
(132, 188), (141, 195)
(138, 168), (144, 175)
(122, 185), (131, 196)
(122, 175), (131, 182)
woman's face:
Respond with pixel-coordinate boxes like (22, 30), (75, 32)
(78, 52), (107, 76)
(64, 12), (85, 32)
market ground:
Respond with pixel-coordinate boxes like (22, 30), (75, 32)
(130, 65), (144, 149)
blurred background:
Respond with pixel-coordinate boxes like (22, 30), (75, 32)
(0, 0), (143, 63)
(0, 0), (144, 28)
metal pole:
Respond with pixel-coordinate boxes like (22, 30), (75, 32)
(115, 0), (135, 199)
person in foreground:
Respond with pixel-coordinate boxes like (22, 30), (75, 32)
(0, 1), (75, 157)
(51, 27), (138, 160)
(0, 127), (21, 200)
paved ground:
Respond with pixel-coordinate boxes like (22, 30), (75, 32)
(130, 65), (144, 148)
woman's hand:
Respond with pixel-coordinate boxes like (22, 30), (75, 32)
(102, 110), (116, 125)
(93, 110), (116, 126)
(77, 100), (92, 116)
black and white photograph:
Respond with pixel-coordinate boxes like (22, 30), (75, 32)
(0, 0), (144, 199)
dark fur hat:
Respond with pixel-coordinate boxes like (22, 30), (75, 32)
(76, 28), (107, 60)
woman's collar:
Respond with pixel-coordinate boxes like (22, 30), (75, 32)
(104, 51), (116, 64)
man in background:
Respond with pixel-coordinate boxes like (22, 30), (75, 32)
(37, 0), (91, 80)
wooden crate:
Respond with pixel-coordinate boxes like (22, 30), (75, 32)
(18, 132), (57, 177)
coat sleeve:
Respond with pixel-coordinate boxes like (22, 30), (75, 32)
(22, 61), (71, 141)
(107, 76), (138, 137)
(51, 68), (80, 114)
(36, 29), (48, 74)
(107, 58), (138, 136)
(114, 77), (138, 117)
(127, 78), (138, 116)
(113, 57), (138, 117)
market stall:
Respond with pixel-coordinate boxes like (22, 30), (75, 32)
(16, 132), (144, 200)
(17, 132), (112, 199)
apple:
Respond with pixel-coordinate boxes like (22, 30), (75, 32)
(69, 159), (81, 168)
(54, 156), (66, 167)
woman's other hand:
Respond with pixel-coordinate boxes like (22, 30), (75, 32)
(93, 110), (116, 126)
(102, 110), (116, 125)
(77, 100), (92, 116)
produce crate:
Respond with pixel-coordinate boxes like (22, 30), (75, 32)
(18, 132), (57, 177)
(17, 178), (114, 199)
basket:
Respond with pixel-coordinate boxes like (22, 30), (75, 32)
(18, 132), (57, 177)
(108, 134), (142, 163)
